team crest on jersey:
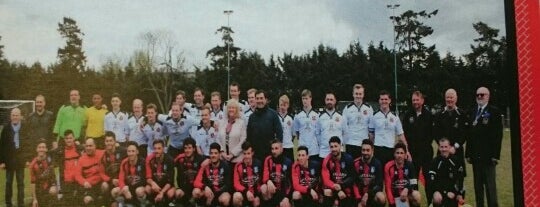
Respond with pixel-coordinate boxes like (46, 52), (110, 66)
(409, 117), (414, 124)
(119, 115), (124, 120)
(220, 168), (224, 174)
(254, 166), (259, 173)
(156, 127), (161, 132)
(164, 164), (167, 170)
(287, 120), (292, 126)
(137, 165), (142, 172)
(283, 165), (288, 171)
(389, 118), (394, 123)
(311, 169), (315, 175)
(180, 121), (184, 126)
(335, 117), (340, 122)
(312, 116), (316, 120)
(404, 169), (408, 175)
(116, 153), (120, 159)
(341, 162), (346, 168)
(363, 110), (368, 115)
(211, 133), (215, 138)
(219, 114), (223, 119)
(371, 167), (375, 173)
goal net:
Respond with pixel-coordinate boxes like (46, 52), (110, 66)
(0, 100), (35, 126)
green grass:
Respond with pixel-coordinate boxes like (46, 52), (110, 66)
(0, 131), (515, 206)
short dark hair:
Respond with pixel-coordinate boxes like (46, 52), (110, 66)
(111, 93), (121, 99)
(411, 90), (424, 99)
(153, 139), (165, 148)
(271, 139), (282, 145)
(126, 141), (139, 148)
(241, 141), (253, 151)
(104, 131), (116, 140)
(193, 87), (205, 96)
(210, 142), (221, 152)
(255, 89), (267, 98)
(183, 137), (196, 148)
(36, 138), (48, 149)
(297, 145), (309, 155)
(361, 139), (374, 148)
(394, 141), (407, 153)
(438, 137), (450, 145)
(379, 90), (391, 98)
(329, 136), (341, 145)
(64, 129), (74, 137)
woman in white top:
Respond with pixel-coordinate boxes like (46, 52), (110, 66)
(218, 99), (247, 163)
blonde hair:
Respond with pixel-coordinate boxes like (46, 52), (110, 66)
(226, 99), (242, 120)
(279, 95), (289, 105)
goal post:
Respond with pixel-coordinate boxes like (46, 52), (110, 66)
(0, 100), (35, 126)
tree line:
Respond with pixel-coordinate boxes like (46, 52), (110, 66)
(0, 10), (508, 116)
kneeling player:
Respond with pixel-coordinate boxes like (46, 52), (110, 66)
(429, 138), (465, 207)
(322, 136), (356, 207)
(111, 141), (147, 206)
(353, 139), (385, 207)
(292, 146), (321, 207)
(174, 137), (204, 206)
(193, 142), (232, 206)
(29, 140), (58, 207)
(75, 138), (110, 206)
(260, 139), (293, 207)
(233, 142), (262, 207)
(384, 142), (421, 207)
(145, 139), (176, 205)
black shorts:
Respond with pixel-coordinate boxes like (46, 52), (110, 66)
(356, 191), (381, 206)
(284, 148), (295, 161)
(346, 144), (362, 160)
(36, 187), (55, 207)
(80, 185), (101, 198)
(267, 191), (290, 206)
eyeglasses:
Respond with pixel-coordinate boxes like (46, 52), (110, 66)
(476, 93), (486, 97)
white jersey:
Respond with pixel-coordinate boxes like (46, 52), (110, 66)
(210, 108), (225, 123)
(243, 107), (255, 125)
(368, 110), (404, 148)
(158, 114), (198, 149)
(127, 114), (145, 146)
(279, 113), (295, 149)
(316, 109), (345, 158)
(141, 121), (165, 154)
(293, 109), (319, 156)
(190, 123), (218, 156)
(104, 111), (130, 142)
(342, 103), (373, 146)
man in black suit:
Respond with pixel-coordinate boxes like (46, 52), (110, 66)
(0, 107), (33, 207)
(466, 86), (503, 207)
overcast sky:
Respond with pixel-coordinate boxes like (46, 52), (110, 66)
(0, 0), (506, 69)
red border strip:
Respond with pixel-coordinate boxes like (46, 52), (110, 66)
(515, 0), (540, 205)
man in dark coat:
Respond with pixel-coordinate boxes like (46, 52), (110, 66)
(0, 107), (33, 207)
(466, 86), (503, 207)
(247, 89), (283, 162)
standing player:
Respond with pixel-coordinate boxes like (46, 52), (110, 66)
(29, 140), (58, 207)
(244, 88), (257, 121)
(141, 104), (165, 155)
(429, 138), (465, 207)
(190, 106), (217, 157)
(85, 93), (108, 148)
(369, 90), (409, 165)
(173, 138), (204, 207)
(433, 89), (470, 177)
(193, 143), (232, 207)
(317, 91), (345, 159)
(210, 91), (225, 123)
(402, 90), (434, 204)
(224, 82), (249, 113)
(27, 95), (56, 149)
(128, 99), (147, 157)
(260, 140), (293, 207)
(188, 87), (206, 124)
(384, 142), (422, 207)
(278, 95), (295, 161)
(75, 138), (110, 206)
(104, 93), (130, 147)
(53, 89), (86, 144)
(158, 103), (198, 159)
(112, 141), (147, 206)
(342, 84), (373, 159)
(291, 146), (321, 207)
(321, 136), (356, 207)
(353, 139), (385, 207)
(232, 142), (263, 207)
(145, 139), (176, 206)
(294, 89), (320, 161)
(172, 90), (193, 117)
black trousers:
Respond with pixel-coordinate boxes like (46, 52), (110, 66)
(374, 146), (393, 166)
(5, 166), (24, 207)
(472, 160), (498, 207)
(411, 146), (434, 204)
(284, 148), (294, 162)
